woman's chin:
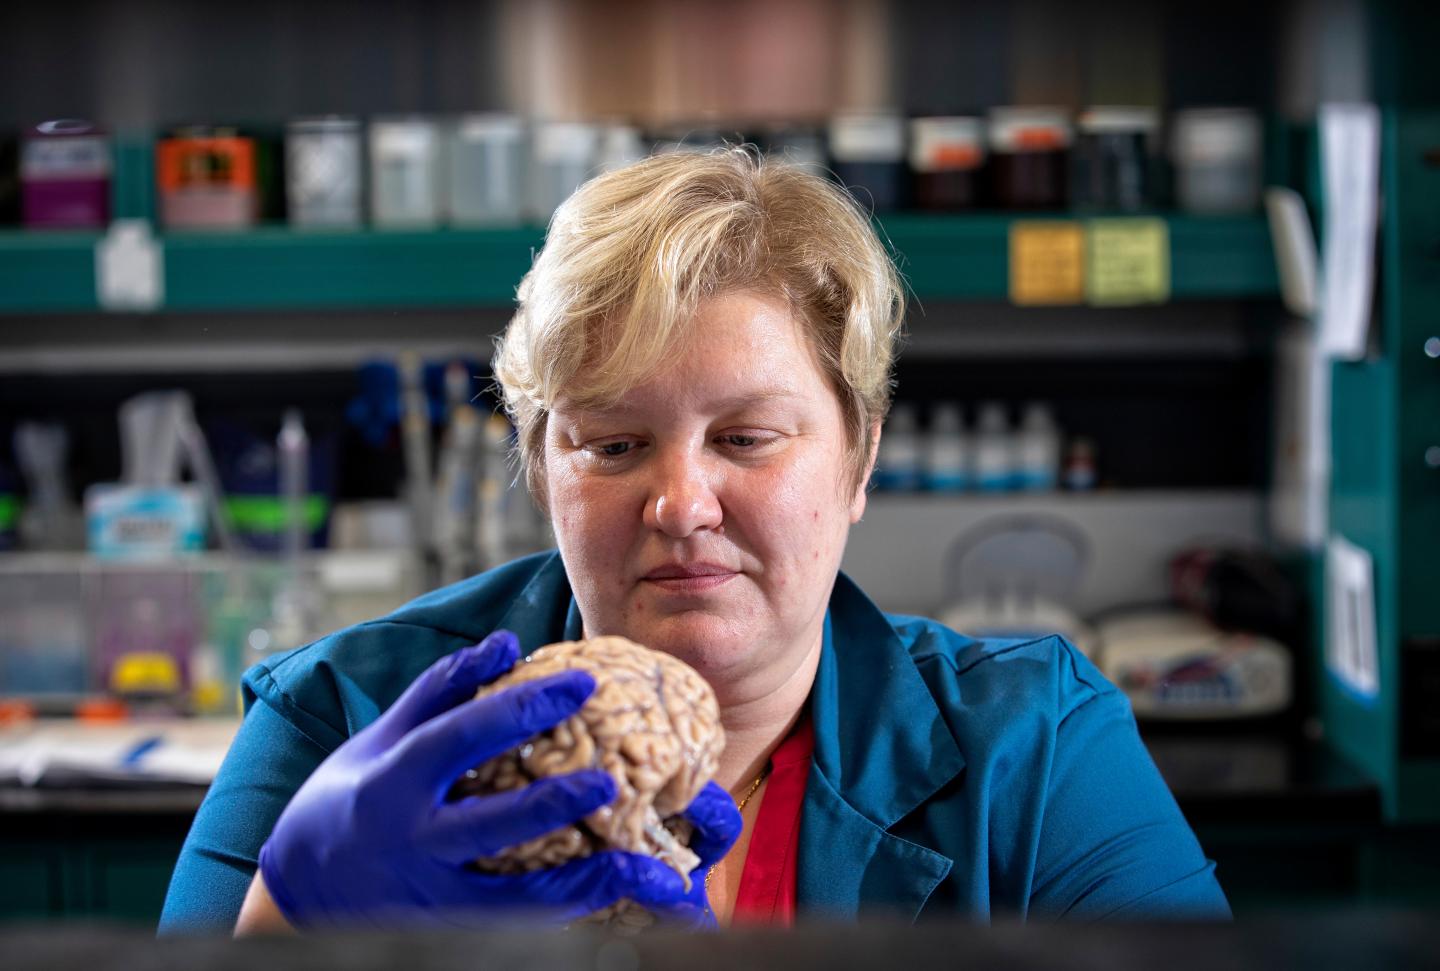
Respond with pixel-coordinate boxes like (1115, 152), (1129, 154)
(618, 614), (756, 678)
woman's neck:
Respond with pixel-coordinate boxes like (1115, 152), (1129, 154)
(712, 630), (823, 794)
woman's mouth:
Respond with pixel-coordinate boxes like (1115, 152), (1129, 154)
(641, 564), (739, 594)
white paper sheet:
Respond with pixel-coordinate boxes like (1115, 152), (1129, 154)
(1317, 104), (1380, 361)
(1326, 534), (1379, 701)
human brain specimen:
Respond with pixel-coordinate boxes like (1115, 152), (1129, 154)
(453, 636), (724, 919)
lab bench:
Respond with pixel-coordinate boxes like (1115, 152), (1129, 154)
(5, 912), (1440, 970)
(4, 722), (1433, 927)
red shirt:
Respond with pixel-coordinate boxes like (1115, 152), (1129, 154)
(730, 714), (815, 926)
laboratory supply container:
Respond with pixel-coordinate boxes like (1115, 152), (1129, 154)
(20, 120), (111, 229)
(1170, 108), (1263, 214)
(448, 114), (527, 226)
(828, 113), (906, 212)
(156, 127), (258, 229)
(1071, 106), (1158, 212)
(988, 107), (1071, 210)
(909, 117), (985, 210)
(530, 121), (600, 222)
(285, 116), (362, 229)
(369, 117), (444, 229)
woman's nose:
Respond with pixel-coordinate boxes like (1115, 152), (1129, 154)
(643, 450), (723, 538)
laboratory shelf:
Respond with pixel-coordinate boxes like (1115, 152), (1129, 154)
(0, 230), (103, 313)
(161, 226), (547, 311)
(0, 214), (1277, 314)
(881, 212), (1278, 300)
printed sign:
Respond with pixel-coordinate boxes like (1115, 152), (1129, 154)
(1009, 221), (1085, 305)
(1087, 218), (1170, 305)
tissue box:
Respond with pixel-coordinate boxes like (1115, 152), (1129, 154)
(85, 485), (206, 558)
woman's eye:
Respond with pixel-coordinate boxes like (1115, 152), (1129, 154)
(595, 441), (633, 457)
(720, 433), (759, 448)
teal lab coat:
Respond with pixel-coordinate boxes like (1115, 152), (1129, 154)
(159, 551), (1229, 933)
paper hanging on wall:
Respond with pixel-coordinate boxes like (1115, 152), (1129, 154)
(1086, 218), (1170, 306)
(1009, 221), (1085, 306)
(1326, 533), (1379, 702)
(1317, 103), (1380, 361)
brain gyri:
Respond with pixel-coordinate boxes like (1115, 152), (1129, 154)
(453, 636), (725, 923)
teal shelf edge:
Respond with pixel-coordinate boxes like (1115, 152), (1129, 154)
(0, 231), (100, 313)
(162, 226), (548, 311)
(0, 214), (1278, 315)
(882, 212), (1279, 301)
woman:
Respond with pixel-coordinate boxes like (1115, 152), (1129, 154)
(161, 149), (1229, 934)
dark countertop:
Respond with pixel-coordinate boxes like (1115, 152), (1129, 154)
(1143, 732), (1382, 826)
(5, 912), (1440, 970)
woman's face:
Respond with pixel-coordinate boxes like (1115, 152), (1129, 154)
(544, 291), (871, 699)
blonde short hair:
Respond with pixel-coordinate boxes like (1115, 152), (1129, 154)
(492, 147), (905, 504)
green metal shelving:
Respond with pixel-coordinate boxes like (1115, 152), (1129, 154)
(162, 226), (546, 311)
(0, 213), (1277, 314)
(1322, 109), (1440, 824)
(0, 231), (103, 313)
(882, 212), (1278, 300)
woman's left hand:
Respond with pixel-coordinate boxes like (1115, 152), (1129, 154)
(648, 781), (742, 928)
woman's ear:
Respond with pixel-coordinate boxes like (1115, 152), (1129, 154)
(849, 420), (882, 523)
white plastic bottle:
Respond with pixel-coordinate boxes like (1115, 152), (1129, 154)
(1015, 402), (1062, 491)
(922, 403), (969, 491)
(972, 402), (1014, 492)
(874, 403), (923, 491)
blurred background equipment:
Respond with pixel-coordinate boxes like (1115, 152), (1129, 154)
(1, 0), (1439, 929)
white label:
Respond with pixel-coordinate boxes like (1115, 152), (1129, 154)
(21, 136), (111, 179)
(1326, 534), (1379, 701)
(95, 220), (164, 312)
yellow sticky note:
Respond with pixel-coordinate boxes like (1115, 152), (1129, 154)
(1009, 222), (1086, 306)
(1087, 218), (1170, 305)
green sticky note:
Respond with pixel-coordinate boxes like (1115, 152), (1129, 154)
(1086, 218), (1170, 305)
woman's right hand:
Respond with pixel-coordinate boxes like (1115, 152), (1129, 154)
(256, 630), (694, 929)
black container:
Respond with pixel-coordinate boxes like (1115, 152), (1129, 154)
(988, 107), (1071, 210)
(0, 133), (18, 224)
(1072, 107), (1158, 212)
(910, 117), (985, 210)
(828, 113), (906, 212)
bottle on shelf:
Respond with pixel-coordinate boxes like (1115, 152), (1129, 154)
(286, 116), (363, 229)
(1063, 437), (1099, 491)
(922, 402), (969, 491)
(1071, 106), (1159, 213)
(1015, 402), (1062, 491)
(448, 114), (527, 227)
(1170, 108), (1263, 215)
(874, 402), (923, 491)
(21, 120), (111, 229)
(828, 112), (907, 212)
(530, 121), (600, 223)
(369, 117), (445, 229)
(987, 107), (1072, 210)
(909, 117), (985, 211)
(972, 402), (1015, 492)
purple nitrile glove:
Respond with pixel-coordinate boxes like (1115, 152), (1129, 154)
(645, 781), (744, 929)
(257, 630), (694, 929)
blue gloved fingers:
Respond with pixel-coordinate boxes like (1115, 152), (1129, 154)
(378, 631), (522, 740)
(681, 781), (744, 869)
(423, 770), (618, 862)
(469, 851), (688, 920)
(391, 670), (598, 797)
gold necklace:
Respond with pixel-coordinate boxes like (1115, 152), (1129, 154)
(705, 765), (770, 893)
